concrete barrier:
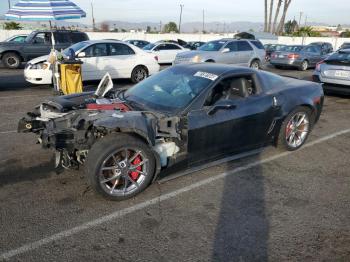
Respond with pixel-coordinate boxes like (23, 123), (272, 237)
(0, 30), (348, 49)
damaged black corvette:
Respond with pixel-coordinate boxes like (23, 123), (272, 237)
(19, 64), (324, 200)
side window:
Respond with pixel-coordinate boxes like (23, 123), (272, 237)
(225, 42), (238, 52)
(237, 41), (253, 51)
(83, 44), (108, 57)
(154, 44), (165, 51)
(205, 76), (256, 106)
(53, 32), (70, 44)
(33, 33), (51, 44)
(165, 44), (181, 50)
(109, 43), (135, 55)
(70, 32), (89, 43)
(251, 40), (265, 49)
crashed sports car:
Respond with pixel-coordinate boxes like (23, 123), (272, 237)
(18, 64), (324, 200)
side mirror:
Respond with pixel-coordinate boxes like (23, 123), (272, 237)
(207, 100), (237, 115)
(77, 52), (86, 58)
(222, 48), (230, 53)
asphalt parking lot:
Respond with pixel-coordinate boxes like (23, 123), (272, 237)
(0, 66), (349, 261)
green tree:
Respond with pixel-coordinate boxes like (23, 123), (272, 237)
(292, 26), (321, 37)
(340, 30), (350, 38)
(284, 19), (298, 35)
(163, 22), (179, 33)
(146, 26), (151, 33)
(4, 22), (23, 30)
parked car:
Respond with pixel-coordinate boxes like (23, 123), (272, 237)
(338, 42), (350, 50)
(18, 63), (324, 200)
(143, 42), (189, 64)
(309, 42), (333, 54)
(0, 30), (89, 69)
(4, 34), (28, 43)
(173, 39), (265, 69)
(24, 40), (160, 84)
(183, 41), (206, 50)
(264, 44), (286, 61)
(313, 49), (350, 95)
(270, 44), (329, 71)
(126, 40), (150, 49)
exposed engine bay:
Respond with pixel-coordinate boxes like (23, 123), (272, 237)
(18, 75), (184, 172)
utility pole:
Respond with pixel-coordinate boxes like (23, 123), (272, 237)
(159, 21), (162, 33)
(8, 0), (11, 9)
(298, 11), (303, 28)
(178, 4), (184, 33)
(91, 0), (96, 31)
(202, 9), (205, 33)
(304, 14), (308, 26)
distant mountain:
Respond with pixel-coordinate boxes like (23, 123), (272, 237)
(97, 20), (265, 33)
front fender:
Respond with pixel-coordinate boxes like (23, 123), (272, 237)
(93, 112), (157, 146)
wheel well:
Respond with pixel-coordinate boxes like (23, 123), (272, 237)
(133, 65), (149, 76)
(205, 59), (215, 63)
(1, 51), (23, 62)
(250, 58), (260, 65)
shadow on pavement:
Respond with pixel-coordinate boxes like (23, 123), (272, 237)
(212, 155), (269, 261)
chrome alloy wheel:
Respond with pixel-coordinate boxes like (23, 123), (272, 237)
(285, 112), (310, 148)
(99, 148), (148, 197)
(134, 68), (147, 82)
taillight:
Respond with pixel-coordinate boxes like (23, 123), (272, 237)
(316, 60), (324, 72)
(287, 53), (300, 59)
(271, 52), (277, 58)
(154, 56), (158, 62)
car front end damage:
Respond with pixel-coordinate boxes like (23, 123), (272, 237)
(18, 92), (184, 174)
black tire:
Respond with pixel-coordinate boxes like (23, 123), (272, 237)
(2, 52), (21, 69)
(250, 59), (261, 69)
(277, 106), (312, 151)
(205, 60), (215, 63)
(85, 133), (156, 201)
(131, 66), (148, 83)
(299, 60), (309, 71)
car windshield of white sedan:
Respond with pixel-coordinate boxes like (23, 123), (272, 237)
(124, 67), (214, 113)
(198, 41), (226, 51)
(143, 43), (156, 50)
(63, 42), (90, 56)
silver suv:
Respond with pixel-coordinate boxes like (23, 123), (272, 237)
(173, 39), (265, 69)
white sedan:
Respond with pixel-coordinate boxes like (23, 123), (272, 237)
(143, 42), (189, 64)
(24, 40), (160, 85)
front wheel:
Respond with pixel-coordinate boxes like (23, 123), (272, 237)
(277, 107), (312, 151)
(131, 66), (148, 83)
(85, 134), (155, 201)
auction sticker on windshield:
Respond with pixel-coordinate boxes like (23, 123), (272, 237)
(194, 71), (219, 81)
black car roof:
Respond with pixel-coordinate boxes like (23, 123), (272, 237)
(172, 63), (254, 76)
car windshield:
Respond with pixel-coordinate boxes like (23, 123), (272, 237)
(198, 40), (226, 51)
(25, 32), (37, 42)
(124, 67), (215, 113)
(143, 43), (156, 50)
(63, 41), (90, 56)
(283, 45), (303, 52)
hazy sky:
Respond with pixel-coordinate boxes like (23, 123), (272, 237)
(1, 0), (349, 25)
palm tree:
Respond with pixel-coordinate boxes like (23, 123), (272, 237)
(276, 0), (292, 35)
(272, 0), (283, 34)
(267, 0), (274, 32)
(264, 0), (268, 32)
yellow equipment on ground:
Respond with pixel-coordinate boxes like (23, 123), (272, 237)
(59, 63), (83, 95)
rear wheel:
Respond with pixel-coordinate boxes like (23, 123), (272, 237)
(277, 107), (312, 151)
(299, 60), (309, 71)
(2, 52), (21, 69)
(86, 134), (155, 201)
(250, 59), (261, 69)
(131, 66), (148, 83)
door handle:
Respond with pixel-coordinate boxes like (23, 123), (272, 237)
(272, 96), (278, 107)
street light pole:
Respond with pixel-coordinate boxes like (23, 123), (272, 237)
(8, 0), (11, 9)
(91, 0), (96, 31)
(202, 9), (205, 33)
(178, 4), (184, 33)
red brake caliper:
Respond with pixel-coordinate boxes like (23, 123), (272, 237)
(130, 156), (142, 181)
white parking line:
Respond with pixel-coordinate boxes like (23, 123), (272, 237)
(1, 128), (350, 260)
(0, 130), (16, 134)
